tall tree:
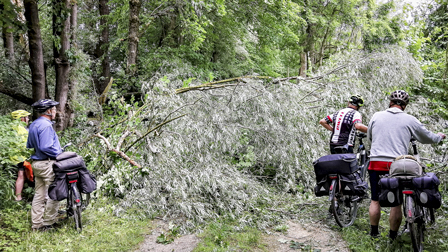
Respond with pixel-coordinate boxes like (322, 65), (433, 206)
(53, 0), (72, 131)
(95, 0), (111, 95)
(0, 0), (15, 61)
(23, 0), (45, 102)
(127, 0), (140, 76)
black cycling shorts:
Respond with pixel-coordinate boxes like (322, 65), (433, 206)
(17, 162), (25, 171)
(330, 145), (354, 154)
(368, 170), (389, 201)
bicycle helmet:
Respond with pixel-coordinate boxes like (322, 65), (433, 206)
(349, 95), (364, 107)
(389, 90), (409, 105)
(31, 99), (59, 112)
(11, 110), (31, 120)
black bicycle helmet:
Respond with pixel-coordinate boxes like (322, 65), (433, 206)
(389, 90), (409, 105)
(349, 94), (364, 107)
(31, 99), (59, 112)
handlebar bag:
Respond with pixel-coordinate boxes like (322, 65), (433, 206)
(390, 158), (422, 178)
(314, 176), (331, 197)
(412, 172), (442, 209)
(48, 172), (68, 201)
(379, 177), (402, 207)
(313, 153), (358, 177)
(340, 171), (368, 196)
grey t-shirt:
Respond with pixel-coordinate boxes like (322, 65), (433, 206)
(368, 107), (442, 162)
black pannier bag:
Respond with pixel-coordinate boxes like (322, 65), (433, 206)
(78, 169), (97, 194)
(53, 155), (87, 173)
(412, 172), (442, 209)
(48, 172), (68, 201)
(313, 153), (358, 177)
(379, 177), (402, 207)
(314, 176), (331, 197)
(340, 171), (368, 196)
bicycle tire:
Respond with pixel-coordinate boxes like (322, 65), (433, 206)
(429, 208), (435, 224)
(330, 179), (358, 227)
(406, 195), (423, 252)
(71, 185), (83, 232)
(361, 160), (369, 181)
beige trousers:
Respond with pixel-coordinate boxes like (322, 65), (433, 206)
(31, 160), (59, 229)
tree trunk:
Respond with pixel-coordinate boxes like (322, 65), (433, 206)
(299, 52), (307, 78)
(127, 0), (141, 76)
(24, 0), (46, 102)
(53, 0), (71, 131)
(2, 28), (14, 61)
(94, 0), (111, 95)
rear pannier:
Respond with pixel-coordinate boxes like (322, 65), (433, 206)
(314, 176), (331, 197)
(313, 154), (358, 177)
(412, 172), (442, 209)
(340, 171), (368, 196)
(379, 177), (402, 207)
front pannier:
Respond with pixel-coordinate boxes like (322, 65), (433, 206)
(314, 176), (331, 197)
(379, 177), (402, 207)
(313, 154), (358, 177)
(340, 171), (368, 196)
(412, 172), (442, 209)
(390, 157), (422, 178)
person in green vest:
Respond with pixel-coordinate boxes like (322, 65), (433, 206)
(11, 110), (31, 201)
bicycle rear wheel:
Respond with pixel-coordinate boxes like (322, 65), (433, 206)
(330, 179), (358, 227)
(406, 195), (423, 252)
(71, 184), (83, 232)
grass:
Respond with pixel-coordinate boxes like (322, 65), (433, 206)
(193, 220), (266, 252)
(0, 197), (151, 252)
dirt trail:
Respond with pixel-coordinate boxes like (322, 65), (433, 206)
(135, 219), (349, 252)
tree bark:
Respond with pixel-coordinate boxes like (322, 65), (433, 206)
(94, 0), (111, 95)
(127, 0), (141, 76)
(299, 52), (307, 77)
(53, 0), (71, 131)
(24, 0), (46, 102)
(2, 28), (14, 61)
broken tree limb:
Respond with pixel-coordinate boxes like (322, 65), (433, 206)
(124, 114), (186, 153)
(93, 133), (142, 169)
(175, 76), (272, 94)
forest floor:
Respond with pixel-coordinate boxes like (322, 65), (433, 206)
(135, 217), (349, 252)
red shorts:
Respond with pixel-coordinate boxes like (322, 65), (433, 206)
(368, 161), (393, 172)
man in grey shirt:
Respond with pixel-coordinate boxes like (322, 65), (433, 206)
(367, 90), (445, 239)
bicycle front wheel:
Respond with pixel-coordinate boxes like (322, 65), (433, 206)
(331, 180), (358, 227)
(406, 195), (423, 252)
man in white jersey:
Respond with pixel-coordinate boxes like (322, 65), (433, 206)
(320, 95), (368, 153)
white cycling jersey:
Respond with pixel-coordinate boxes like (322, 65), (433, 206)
(325, 107), (362, 146)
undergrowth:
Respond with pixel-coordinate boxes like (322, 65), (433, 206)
(0, 197), (150, 251)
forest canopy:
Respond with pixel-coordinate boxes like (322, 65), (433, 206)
(0, 0), (448, 247)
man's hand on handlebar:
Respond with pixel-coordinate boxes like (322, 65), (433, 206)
(437, 132), (446, 140)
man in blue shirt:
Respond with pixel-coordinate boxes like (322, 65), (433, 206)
(27, 99), (62, 231)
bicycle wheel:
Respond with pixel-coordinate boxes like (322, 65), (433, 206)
(406, 195), (423, 252)
(71, 185), (83, 232)
(330, 179), (358, 227)
(361, 160), (369, 181)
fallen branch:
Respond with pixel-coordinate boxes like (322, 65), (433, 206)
(93, 133), (142, 169)
(175, 76), (272, 94)
(124, 114), (187, 153)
